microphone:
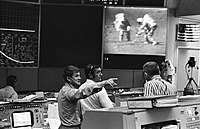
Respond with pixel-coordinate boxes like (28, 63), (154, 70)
(69, 77), (81, 86)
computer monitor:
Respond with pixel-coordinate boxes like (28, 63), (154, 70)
(103, 6), (167, 56)
(11, 110), (34, 128)
(102, 6), (166, 69)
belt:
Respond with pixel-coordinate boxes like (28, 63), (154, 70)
(61, 124), (81, 127)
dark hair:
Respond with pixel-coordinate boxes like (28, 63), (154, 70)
(85, 64), (100, 79)
(143, 61), (160, 76)
(63, 65), (80, 82)
(6, 75), (17, 87)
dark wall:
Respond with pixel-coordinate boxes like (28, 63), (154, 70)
(176, 0), (200, 16)
(2, 67), (144, 92)
(0, 69), (7, 88)
(125, 0), (165, 6)
(40, 4), (103, 68)
(103, 54), (165, 69)
(5, 68), (38, 92)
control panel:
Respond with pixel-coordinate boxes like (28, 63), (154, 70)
(182, 105), (200, 129)
(0, 102), (45, 128)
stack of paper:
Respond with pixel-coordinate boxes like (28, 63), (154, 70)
(47, 103), (60, 129)
(13, 94), (37, 102)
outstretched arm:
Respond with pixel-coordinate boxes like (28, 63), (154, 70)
(79, 78), (118, 98)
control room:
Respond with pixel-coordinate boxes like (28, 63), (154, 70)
(0, 0), (200, 129)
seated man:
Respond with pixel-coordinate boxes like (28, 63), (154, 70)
(142, 61), (177, 96)
(0, 75), (18, 101)
(58, 65), (117, 129)
(80, 64), (116, 113)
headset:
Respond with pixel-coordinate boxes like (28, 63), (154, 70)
(67, 76), (81, 86)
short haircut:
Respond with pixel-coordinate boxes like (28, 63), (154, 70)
(6, 75), (17, 86)
(85, 64), (100, 79)
(63, 65), (80, 82)
(143, 61), (160, 76)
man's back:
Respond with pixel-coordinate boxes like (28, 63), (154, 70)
(143, 75), (176, 96)
(80, 79), (113, 112)
(0, 86), (18, 101)
(81, 87), (111, 109)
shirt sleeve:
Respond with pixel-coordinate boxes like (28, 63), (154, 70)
(61, 82), (100, 101)
(10, 91), (18, 99)
(79, 82), (100, 96)
(98, 88), (114, 108)
(61, 86), (81, 101)
(144, 82), (154, 96)
(8, 87), (18, 100)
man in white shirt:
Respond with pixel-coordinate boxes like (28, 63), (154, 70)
(80, 64), (117, 113)
(0, 75), (18, 101)
(58, 65), (117, 129)
(143, 61), (177, 96)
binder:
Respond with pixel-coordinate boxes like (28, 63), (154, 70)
(127, 95), (178, 109)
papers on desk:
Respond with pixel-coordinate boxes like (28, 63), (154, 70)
(47, 98), (57, 101)
(0, 101), (9, 105)
(47, 103), (60, 129)
(10, 127), (32, 129)
(121, 91), (143, 95)
(13, 95), (37, 102)
(48, 103), (59, 119)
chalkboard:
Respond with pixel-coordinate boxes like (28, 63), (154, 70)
(0, 1), (39, 67)
(40, 4), (103, 68)
(0, 31), (39, 67)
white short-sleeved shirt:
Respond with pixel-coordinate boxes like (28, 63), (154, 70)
(80, 79), (113, 113)
(0, 86), (18, 101)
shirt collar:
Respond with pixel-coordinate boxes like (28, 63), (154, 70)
(86, 79), (95, 83)
(151, 75), (162, 80)
(6, 86), (14, 89)
(64, 82), (75, 89)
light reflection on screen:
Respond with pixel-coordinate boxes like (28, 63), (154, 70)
(12, 111), (32, 128)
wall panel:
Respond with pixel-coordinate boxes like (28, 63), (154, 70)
(102, 69), (134, 89)
(38, 67), (86, 91)
(0, 68), (7, 88)
(7, 68), (38, 92)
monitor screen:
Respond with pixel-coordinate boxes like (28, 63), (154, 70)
(103, 6), (167, 56)
(11, 110), (34, 128)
